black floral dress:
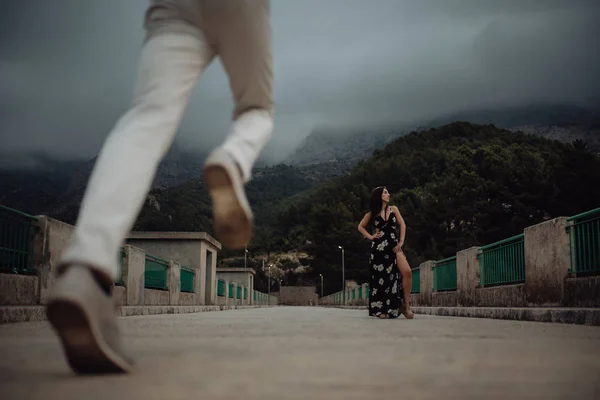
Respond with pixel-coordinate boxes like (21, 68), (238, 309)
(369, 211), (404, 318)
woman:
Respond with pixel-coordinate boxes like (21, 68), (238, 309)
(358, 186), (414, 319)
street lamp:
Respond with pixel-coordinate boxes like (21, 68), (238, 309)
(268, 264), (272, 296)
(243, 247), (249, 305)
(338, 245), (345, 305)
(319, 274), (323, 298)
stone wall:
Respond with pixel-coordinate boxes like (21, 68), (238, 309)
(179, 292), (196, 306)
(0, 274), (39, 305)
(113, 286), (126, 306)
(476, 284), (527, 307)
(563, 276), (600, 307)
(432, 291), (459, 307)
(143, 289), (170, 305)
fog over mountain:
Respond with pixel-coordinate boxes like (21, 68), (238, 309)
(1, 0), (599, 167)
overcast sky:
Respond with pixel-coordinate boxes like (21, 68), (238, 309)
(1, 0), (599, 164)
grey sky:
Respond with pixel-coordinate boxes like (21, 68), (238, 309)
(1, 0), (599, 164)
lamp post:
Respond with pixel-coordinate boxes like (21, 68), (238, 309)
(268, 265), (272, 296)
(338, 245), (345, 305)
(319, 274), (323, 298)
(242, 247), (249, 304)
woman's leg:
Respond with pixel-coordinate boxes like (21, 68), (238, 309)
(396, 250), (414, 318)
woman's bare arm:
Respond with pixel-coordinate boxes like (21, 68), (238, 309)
(391, 206), (406, 246)
(358, 212), (377, 240)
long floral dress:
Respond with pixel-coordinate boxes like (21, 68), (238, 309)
(369, 211), (404, 318)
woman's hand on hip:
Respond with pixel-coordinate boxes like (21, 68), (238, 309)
(370, 231), (383, 240)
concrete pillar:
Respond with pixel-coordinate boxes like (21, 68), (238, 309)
(194, 264), (203, 305)
(123, 245), (145, 306)
(419, 260), (434, 306)
(34, 216), (75, 305)
(232, 282), (238, 306)
(524, 217), (570, 306)
(223, 279), (229, 305)
(168, 260), (181, 306)
(457, 247), (480, 306)
(199, 243), (217, 306)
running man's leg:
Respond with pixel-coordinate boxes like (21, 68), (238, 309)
(47, 6), (215, 374)
(59, 13), (214, 283)
(203, 0), (274, 249)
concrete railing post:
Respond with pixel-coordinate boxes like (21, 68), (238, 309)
(457, 247), (480, 306)
(362, 283), (368, 306)
(123, 245), (145, 306)
(224, 279), (229, 305)
(419, 260), (434, 306)
(524, 217), (570, 306)
(232, 282), (238, 306)
(194, 265), (203, 305)
(168, 260), (181, 306)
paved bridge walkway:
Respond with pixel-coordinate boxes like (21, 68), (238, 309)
(0, 307), (599, 399)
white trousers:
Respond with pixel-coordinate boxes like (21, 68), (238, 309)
(60, 0), (274, 281)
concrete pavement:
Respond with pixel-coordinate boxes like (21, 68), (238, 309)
(0, 306), (599, 400)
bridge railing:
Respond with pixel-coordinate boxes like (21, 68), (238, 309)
(144, 253), (169, 290)
(411, 267), (421, 293)
(433, 256), (457, 291)
(478, 234), (525, 287)
(319, 207), (600, 309)
(217, 279), (226, 297)
(180, 266), (195, 293)
(0, 205), (39, 275)
(567, 207), (600, 276)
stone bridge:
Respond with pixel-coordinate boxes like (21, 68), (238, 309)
(1, 206), (600, 397)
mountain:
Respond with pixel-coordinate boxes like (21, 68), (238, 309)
(0, 152), (82, 215)
(2, 103), (597, 242)
(287, 103), (600, 169)
(272, 122), (600, 293)
(286, 125), (410, 167)
(0, 146), (207, 220)
(49, 146), (208, 224)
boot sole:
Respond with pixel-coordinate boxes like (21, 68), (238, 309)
(203, 163), (253, 249)
(47, 298), (133, 374)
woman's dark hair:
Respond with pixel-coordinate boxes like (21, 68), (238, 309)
(369, 186), (387, 218)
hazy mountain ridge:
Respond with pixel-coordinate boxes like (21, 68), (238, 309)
(1, 103), (597, 222)
(287, 103), (600, 168)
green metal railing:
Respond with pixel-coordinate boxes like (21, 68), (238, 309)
(218, 279), (226, 296)
(244, 287), (248, 299)
(253, 290), (257, 301)
(358, 287), (363, 299)
(478, 234), (525, 287)
(433, 256), (457, 291)
(0, 205), (39, 275)
(352, 288), (356, 299)
(144, 253), (169, 290)
(228, 283), (234, 298)
(236, 286), (241, 299)
(411, 268), (421, 293)
(180, 266), (195, 293)
(567, 207), (600, 276)
(115, 247), (126, 285)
